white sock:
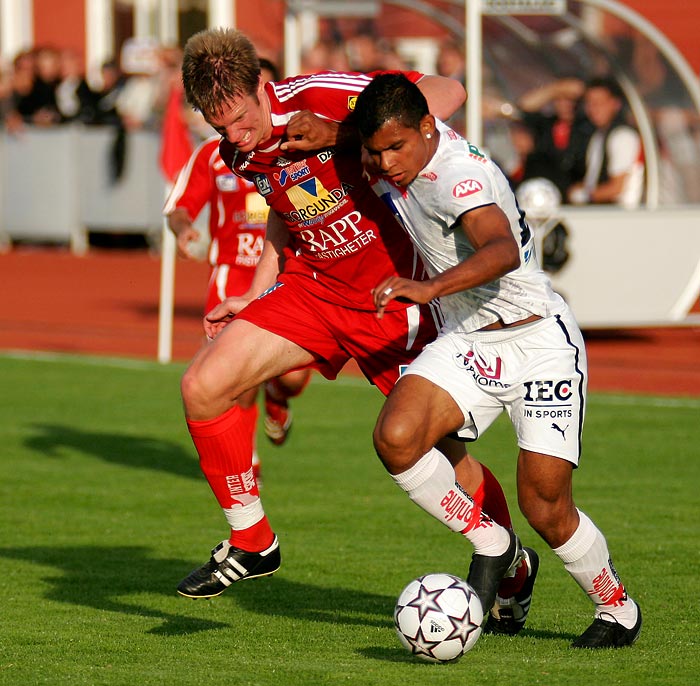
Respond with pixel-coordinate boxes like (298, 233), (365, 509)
(392, 447), (511, 556)
(553, 509), (638, 628)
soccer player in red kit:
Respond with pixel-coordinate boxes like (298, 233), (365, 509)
(176, 28), (525, 610)
(164, 134), (311, 477)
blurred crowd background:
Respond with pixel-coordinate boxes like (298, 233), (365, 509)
(1, 1), (699, 251)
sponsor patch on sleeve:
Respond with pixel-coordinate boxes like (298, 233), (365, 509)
(452, 179), (483, 198)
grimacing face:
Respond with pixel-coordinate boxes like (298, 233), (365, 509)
(206, 78), (271, 152)
(362, 116), (435, 187)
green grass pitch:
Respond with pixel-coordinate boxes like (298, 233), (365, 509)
(0, 352), (698, 685)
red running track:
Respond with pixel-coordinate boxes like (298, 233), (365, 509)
(1, 247), (699, 397)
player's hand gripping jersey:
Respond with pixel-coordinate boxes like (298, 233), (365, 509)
(218, 71), (427, 311)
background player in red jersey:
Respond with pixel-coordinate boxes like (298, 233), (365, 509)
(175, 28), (525, 610)
(163, 131), (311, 477)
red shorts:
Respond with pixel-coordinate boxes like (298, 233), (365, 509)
(235, 278), (441, 396)
(205, 264), (254, 315)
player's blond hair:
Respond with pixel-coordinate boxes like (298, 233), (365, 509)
(182, 28), (261, 118)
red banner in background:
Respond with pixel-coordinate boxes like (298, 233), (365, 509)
(159, 83), (193, 182)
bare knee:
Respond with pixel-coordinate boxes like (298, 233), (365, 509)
(181, 364), (236, 420)
(373, 411), (425, 474)
(374, 375), (462, 474)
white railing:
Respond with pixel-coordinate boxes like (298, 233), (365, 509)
(0, 125), (166, 253)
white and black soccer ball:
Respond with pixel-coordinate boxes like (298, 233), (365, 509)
(394, 573), (483, 663)
(516, 177), (562, 221)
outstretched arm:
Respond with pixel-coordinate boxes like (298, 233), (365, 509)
(281, 74), (466, 152)
(416, 74), (466, 122)
(518, 78), (584, 113)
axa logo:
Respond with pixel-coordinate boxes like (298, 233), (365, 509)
(452, 179), (483, 198)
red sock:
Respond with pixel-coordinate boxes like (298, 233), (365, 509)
(238, 404), (259, 458)
(472, 464), (512, 529)
(473, 464), (527, 598)
(187, 405), (274, 551)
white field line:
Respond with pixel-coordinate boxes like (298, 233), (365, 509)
(2, 350), (699, 409)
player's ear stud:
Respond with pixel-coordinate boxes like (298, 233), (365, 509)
(426, 133), (432, 139)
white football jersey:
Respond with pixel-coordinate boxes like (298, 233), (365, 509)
(371, 120), (567, 334)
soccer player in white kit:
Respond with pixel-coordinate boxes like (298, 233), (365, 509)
(354, 73), (642, 649)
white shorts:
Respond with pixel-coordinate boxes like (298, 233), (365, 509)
(404, 309), (588, 465)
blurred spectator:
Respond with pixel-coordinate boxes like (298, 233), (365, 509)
(0, 64), (16, 127)
(5, 46), (63, 128)
(301, 40), (349, 74)
(90, 59), (127, 126)
(505, 120), (561, 190)
(146, 45), (186, 128)
(436, 40), (467, 136)
(630, 37), (700, 203)
(301, 33), (405, 76)
(568, 77), (644, 208)
(345, 31), (406, 73)
(86, 59), (128, 181)
(437, 40), (465, 85)
(345, 32), (384, 72)
(4, 50), (37, 130)
(0, 65), (9, 101)
(515, 78), (593, 197)
(30, 46), (62, 123)
(55, 49), (95, 123)
(115, 38), (163, 130)
(380, 43), (408, 71)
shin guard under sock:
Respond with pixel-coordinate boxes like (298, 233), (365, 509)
(187, 405), (274, 551)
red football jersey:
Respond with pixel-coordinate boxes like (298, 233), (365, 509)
(165, 136), (267, 268)
(219, 71), (426, 311)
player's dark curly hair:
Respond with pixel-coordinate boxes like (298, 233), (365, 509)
(182, 27), (261, 118)
(354, 73), (429, 139)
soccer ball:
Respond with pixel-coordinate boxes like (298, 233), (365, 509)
(516, 177), (562, 221)
(394, 573), (483, 663)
